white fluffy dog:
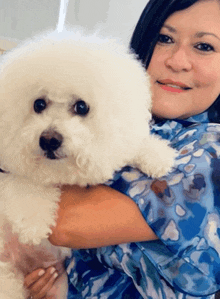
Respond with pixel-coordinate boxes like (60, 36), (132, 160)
(0, 29), (176, 298)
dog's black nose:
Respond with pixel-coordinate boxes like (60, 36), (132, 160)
(39, 130), (63, 153)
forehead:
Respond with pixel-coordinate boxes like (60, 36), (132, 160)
(164, 0), (220, 34)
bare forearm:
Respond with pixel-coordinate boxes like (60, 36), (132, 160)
(49, 185), (157, 249)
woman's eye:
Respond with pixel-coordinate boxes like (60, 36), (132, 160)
(195, 43), (215, 52)
(157, 34), (173, 44)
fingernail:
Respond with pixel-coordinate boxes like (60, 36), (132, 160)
(53, 272), (58, 279)
(50, 267), (56, 274)
(38, 269), (45, 276)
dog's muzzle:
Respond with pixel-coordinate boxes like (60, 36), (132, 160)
(39, 129), (63, 160)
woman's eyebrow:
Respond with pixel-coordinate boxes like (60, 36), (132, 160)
(162, 24), (176, 33)
(195, 32), (220, 41)
(162, 25), (220, 42)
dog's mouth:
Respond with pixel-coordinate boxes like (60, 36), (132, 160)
(45, 151), (59, 160)
(43, 150), (67, 160)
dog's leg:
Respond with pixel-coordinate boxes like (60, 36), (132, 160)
(1, 176), (61, 245)
(134, 135), (176, 178)
(0, 261), (28, 299)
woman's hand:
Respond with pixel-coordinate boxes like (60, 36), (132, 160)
(24, 263), (64, 299)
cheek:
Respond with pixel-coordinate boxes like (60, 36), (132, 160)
(195, 63), (220, 91)
(147, 49), (166, 78)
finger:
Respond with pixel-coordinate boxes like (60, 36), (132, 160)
(34, 272), (58, 299)
(24, 268), (46, 289)
(53, 261), (65, 275)
(29, 267), (58, 299)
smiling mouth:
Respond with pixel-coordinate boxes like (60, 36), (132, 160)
(157, 81), (192, 91)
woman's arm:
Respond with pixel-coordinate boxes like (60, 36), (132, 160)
(49, 184), (157, 249)
(26, 184), (157, 298)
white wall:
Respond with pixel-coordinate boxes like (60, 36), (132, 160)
(0, 0), (148, 46)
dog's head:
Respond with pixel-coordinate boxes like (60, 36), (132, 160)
(0, 30), (152, 185)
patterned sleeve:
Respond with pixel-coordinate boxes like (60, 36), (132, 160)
(108, 123), (220, 296)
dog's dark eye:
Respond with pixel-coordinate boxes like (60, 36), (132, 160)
(34, 99), (47, 114)
(73, 100), (89, 116)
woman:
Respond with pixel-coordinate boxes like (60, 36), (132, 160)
(25, 0), (220, 298)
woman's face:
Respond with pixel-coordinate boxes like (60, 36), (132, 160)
(148, 0), (220, 119)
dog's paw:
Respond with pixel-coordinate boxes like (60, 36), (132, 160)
(150, 147), (176, 178)
(14, 218), (53, 245)
(135, 136), (177, 178)
(18, 226), (52, 245)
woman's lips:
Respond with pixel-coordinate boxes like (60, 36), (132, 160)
(157, 80), (192, 93)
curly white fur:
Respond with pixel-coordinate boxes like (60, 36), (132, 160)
(0, 29), (176, 298)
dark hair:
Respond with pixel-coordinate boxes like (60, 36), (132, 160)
(130, 0), (220, 123)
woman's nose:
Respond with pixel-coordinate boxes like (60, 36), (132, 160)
(165, 45), (192, 72)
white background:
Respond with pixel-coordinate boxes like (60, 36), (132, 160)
(0, 0), (148, 46)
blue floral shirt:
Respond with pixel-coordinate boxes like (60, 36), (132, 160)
(66, 111), (220, 299)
